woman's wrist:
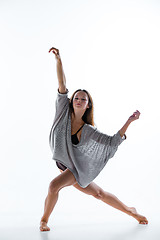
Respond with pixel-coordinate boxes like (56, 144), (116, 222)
(126, 118), (132, 124)
(56, 58), (62, 64)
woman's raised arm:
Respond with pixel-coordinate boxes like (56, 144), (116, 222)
(49, 47), (67, 94)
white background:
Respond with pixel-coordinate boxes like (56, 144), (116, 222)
(0, 0), (160, 239)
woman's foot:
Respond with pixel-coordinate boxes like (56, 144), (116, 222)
(129, 207), (148, 224)
(40, 221), (50, 231)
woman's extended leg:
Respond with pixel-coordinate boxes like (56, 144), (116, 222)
(40, 169), (77, 231)
(73, 182), (148, 224)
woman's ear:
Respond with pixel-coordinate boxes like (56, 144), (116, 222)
(88, 101), (92, 108)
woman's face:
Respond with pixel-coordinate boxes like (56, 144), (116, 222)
(72, 91), (89, 111)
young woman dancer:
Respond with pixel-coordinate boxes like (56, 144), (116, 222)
(40, 47), (148, 231)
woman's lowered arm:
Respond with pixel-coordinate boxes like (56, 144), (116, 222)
(119, 110), (141, 138)
(49, 47), (67, 94)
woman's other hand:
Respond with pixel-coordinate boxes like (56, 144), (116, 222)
(128, 110), (141, 123)
(49, 47), (61, 62)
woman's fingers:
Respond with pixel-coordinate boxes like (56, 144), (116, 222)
(135, 110), (140, 118)
(49, 47), (56, 52)
(132, 110), (140, 116)
(48, 47), (61, 61)
(49, 47), (59, 55)
(129, 110), (141, 121)
(135, 110), (140, 115)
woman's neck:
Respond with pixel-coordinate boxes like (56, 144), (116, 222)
(71, 112), (84, 125)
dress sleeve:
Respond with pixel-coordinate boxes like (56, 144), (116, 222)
(90, 127), (126, 161)
(109, 131), (126, 147)
(90, 126), (126, 147)
(55, 88), (70, 114)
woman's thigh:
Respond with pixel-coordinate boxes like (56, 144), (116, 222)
(58, 169), (104, 198)
(73, 181), (104, 199)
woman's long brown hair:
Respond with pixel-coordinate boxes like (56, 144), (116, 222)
(69, 89), (94, 126)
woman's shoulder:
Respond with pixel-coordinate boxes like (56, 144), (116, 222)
(84, 124), (106, 138)
(84, 123), (97, 132)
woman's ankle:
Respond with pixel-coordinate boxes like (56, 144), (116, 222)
(126, 207), (136, 216)
(40, 218), (48, 224)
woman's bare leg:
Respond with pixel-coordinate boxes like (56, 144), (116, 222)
(73, 181), (148, 224)
(40, 169), (77, 231)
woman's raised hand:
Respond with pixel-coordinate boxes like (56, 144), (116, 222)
(128, 110), (141, 122)
(119, 110), (141, 137)
(49, 47), (61, 61)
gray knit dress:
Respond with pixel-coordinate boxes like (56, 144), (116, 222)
(49, 89), (126, 188)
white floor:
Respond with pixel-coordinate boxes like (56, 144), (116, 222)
(1, 213), (159, 240)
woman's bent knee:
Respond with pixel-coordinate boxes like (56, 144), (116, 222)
(93, 190), (104, 200)
(49, 180), (59, 194)
(48, 169), (76, 194)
